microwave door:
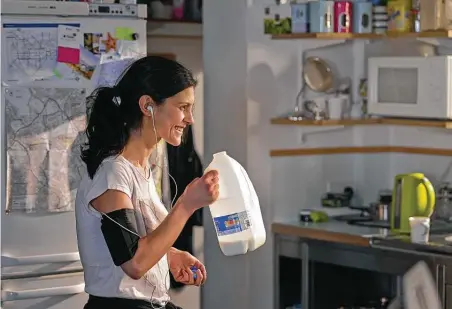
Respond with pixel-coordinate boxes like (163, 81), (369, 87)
(371, 67), (420, 117)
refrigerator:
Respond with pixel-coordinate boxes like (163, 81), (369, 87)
(0, 2), (148, 308)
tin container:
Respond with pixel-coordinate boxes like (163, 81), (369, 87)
(372, 5), (388, 33)
(291, 3), (309, 33)
(353, 2), (373, 33)
(387, 0), (413, 32)
(334, 1), (353, 33)
(308, 1), (334, 33)
(419, 0), (446, 31)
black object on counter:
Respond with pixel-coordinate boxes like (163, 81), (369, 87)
(321, 186), (354, 208)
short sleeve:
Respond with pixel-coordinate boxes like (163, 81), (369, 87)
(85, 160), (133, 205)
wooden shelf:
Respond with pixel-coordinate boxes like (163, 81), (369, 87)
(147, 18), (202, 24)
(146, 19), (202, 40)
(270, 117), (452, 129)
(271, 30), (452, 40)
(270, 146), (452, 157)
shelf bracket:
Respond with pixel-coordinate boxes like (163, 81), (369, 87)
(416, 37), (452, 47)
(300, 125), (347, 144)
(303, 39), (347, 51)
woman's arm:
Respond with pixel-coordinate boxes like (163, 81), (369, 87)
(91, 170), (219, 279)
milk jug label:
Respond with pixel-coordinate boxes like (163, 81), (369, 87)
(213, 211), (251, 236)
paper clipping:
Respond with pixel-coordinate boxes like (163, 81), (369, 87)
(5, 87), (87, 213)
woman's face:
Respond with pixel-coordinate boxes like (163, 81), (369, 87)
(152, 87), (195, 146)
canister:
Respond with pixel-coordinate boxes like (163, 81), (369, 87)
(419, 0), (446, 31)
(308, 1), (334, 33)
(387, 0), (413, 32)
(291, 3), (309, 33)
(372, 5), (388, 33)
(353, 1), (373, 33)
(334, 1), (353, 33)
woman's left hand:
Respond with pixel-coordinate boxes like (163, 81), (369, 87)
(168, 248), (206, 286)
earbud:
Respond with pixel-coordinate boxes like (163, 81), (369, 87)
(146, 105), (154, 114)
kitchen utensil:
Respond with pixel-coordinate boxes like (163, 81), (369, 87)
(327, 95), (345, 119)
(370, 190), (392, 221)
(303, 56), (334, 92)
(433, 182), (452, 222)
(321, 186), (354, 208)
(390, 173), (436, 234)
(409, 216), (430, 244)
(370, 202), (390, 221)
(288, 56), (334, 120)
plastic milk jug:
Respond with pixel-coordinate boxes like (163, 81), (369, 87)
(204, 151), (266, 256)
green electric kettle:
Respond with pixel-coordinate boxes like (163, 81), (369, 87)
(390, 173), (436, 234)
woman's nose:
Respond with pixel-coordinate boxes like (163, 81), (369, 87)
(185, 111), (194, 124)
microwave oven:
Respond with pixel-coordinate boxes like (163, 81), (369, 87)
(367, 56), (452, 119)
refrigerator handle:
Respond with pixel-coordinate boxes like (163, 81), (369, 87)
(1, 283), (85, 301)
(1, 252), (80, 266)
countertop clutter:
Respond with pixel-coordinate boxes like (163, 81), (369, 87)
(273, 174), (452, 309)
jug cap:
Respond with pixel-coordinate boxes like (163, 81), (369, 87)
(214, 151), (227, 157)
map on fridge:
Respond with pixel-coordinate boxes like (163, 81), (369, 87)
(5, 87), (87, 213)
(2, 23), (84, 84)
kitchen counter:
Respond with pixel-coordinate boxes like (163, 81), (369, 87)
(272, 220), (387, 247)
(272, 219), (452, 309)
(272, 219), (452, 256)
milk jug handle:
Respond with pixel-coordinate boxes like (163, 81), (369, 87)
(419, 177), (436, 217)
(239, 166), (254, 207)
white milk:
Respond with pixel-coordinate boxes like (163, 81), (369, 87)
(204, 151), (266, 256)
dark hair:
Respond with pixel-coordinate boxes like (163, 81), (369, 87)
(80, 56), (197, 179)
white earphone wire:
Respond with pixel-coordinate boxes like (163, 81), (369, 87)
(99, 104), (181, 308)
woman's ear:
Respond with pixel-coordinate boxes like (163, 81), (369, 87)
(138, 95), (154, 116)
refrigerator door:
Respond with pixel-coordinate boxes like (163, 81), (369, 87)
(1, 12), (147, 309)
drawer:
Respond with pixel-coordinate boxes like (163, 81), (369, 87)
(1, 271), (88, 309)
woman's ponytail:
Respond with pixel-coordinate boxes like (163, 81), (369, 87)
(80, 86), (129, 178)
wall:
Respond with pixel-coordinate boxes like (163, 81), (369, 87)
(147, 36), (204, 309)
(203, 2), (452, 309)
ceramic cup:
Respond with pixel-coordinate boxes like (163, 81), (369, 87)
(409, 216), (430, 244)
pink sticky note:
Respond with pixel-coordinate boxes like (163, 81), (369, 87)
(57, 25), (82, 64)
(57, 46), (80, 64)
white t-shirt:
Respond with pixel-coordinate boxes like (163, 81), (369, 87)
(75, 155), (170, 304)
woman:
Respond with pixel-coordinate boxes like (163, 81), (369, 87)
(75, 56), (219, 309)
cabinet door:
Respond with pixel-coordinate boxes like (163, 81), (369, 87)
(432, 257), (452, 309)
(434, 257), (452, 285)
(445, 285), (452, 309)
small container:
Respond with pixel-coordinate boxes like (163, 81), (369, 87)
(412, 0), (421, 32)
(353, 1), (373, 33)
(309, 1), (334, 33)
(291, 3), (309, 33)
(334, 1), (353, 33)
(419, 0), (446, 31)
(387, 0), (413, 32)
(327, 95), (346, 119)
(372, 5), (388, 33)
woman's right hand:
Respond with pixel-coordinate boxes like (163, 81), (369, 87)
(180, 170), (220, 213)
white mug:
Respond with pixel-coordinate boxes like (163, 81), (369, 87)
(409, 216), (430, 244)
